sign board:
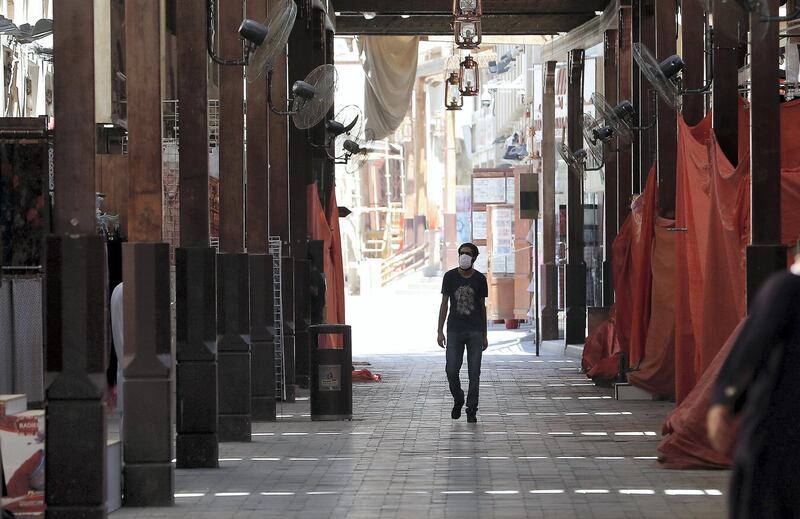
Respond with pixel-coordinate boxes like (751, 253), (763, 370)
(473, 177), (507, 204)
(490, 206), (515, 274)
(319, 365), (341, 392)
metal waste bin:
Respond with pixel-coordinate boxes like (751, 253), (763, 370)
(309, 324), (352, 421)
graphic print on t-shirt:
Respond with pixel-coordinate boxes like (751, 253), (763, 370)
(454, 285), (476, 316)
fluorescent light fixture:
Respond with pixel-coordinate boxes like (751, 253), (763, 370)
(363, 11), (376, 19)
(401, 14), (410, 18)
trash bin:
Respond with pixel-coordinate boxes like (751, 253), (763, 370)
(309, 324), (352, 421)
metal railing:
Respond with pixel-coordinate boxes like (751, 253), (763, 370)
(380, 243), (429, 286)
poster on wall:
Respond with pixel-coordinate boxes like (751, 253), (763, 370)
(455, 185), (472, 244)
(474, 245), (488, 273)
(473, 177), (507, 204)
(506, 177), (515, 204)
(1, 410), (45, 515)
(472, 211), (487, 241)
(491, 206), (515, 274)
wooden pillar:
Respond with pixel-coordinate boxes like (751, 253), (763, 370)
(175, 0), (218, 468)
(268, 0), (290, 244)
(618, 1), (634, 226)
(712, 0), (741, 164)
(656, 0), (677, 216)
(414, 78), (428, 221)
(286, 4), (315, 395)
(602, 30), (618, 306)
(681, 0), (706, 125)
(219, 0), (246, 253)
(747, 0), (787, 305)
(636, 0), (656, 190)
(267, 0), (292, 402)
(46, 2), (107, 517)
(540, 61), (559, 340)
(122, 0), (173, 505)
(249, 0), (276, 421)
(215, 0), (251, 443)
(565, 49), (586, 346)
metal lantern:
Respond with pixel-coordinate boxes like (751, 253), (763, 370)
(445, 71), (464, 110)
(453, 0), (481, 18)
(459, 55), (480, 96)
(454, 18), (481, 49)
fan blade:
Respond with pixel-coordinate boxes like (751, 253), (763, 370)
(342, 114), (359, 134)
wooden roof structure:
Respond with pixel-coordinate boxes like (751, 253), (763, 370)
(333, 0), (613, 35)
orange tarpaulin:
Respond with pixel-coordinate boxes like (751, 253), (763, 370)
(660, 99), (800, 468)
(582, 166), (657, 379)
(307, 184), (347, 348)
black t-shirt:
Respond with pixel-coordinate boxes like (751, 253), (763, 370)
(441, 268), (488, 332)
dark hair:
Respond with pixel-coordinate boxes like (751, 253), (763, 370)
(458, 242), (479, 257)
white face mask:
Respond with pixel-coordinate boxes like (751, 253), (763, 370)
(458, 254), (474, 270)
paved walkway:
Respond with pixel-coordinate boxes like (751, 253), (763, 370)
(114, 350), (728, 518)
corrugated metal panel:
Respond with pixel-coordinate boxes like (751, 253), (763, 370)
(0, 281), (13, 394)
(12, 277), (44, 404)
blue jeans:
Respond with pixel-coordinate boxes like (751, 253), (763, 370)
(446, 330), (483, 413)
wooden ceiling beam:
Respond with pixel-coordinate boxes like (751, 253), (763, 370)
(332, 0), (609, 15)
(335, 13), (596, 35)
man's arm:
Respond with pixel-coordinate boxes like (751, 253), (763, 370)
(437, 295), (449, 348)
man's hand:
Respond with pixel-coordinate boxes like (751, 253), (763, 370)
(706, 404), (734, 454)
(437, 331), (446, 348)
(482, 335), (488, 351)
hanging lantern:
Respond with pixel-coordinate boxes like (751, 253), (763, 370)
(454, 18), (481, 49)
(453, 0), (481, 18)
(459, 55), (480, 96)
(445, 71), (464, 110)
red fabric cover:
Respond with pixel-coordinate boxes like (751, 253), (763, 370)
(658, 323), (744, 469)
(307, 184), (348, 348)
(582, 167), (657, 378)
(627, 217), (677, 397)
(327, 188), (347, 327)
(659, 100), (800, 468)
(352, 369), (381, 382)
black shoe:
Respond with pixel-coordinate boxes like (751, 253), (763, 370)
(452, 400), (464, 420)
(467, 412), (477, 423)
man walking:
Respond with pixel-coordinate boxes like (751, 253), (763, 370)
(438, 242), (489, 423)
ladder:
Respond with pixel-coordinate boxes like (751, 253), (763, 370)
(268, 236), (286, 401)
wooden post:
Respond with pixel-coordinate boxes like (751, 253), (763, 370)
(747, 0), (787, 305)
(249, 0), (276, 421)
(216, 0), (252, 443)
(636, 0), (656, 190)
(539, 61), (559, 340)
(602, 30), (618, 306)
(175, 0), (218, 468)
(122, 0), (174, 505)
(46, 2), (107, 517)
(618, 1), (634, 226)
(565, 48), (586, 347)
(681, 0), (706, 125)
(285, 5), (313, 397)
(219, 1), (246, 253)
(712, 0), (741, 164)
(656, 0), (677, 216)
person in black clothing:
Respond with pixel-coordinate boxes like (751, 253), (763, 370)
(707, 244), (800, 518)
(438, 242), (489, 423)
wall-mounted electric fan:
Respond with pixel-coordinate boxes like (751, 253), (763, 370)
(328, 105), (364, 160)
(344, 129), (378, 175)
(267, 64), (338, 130)
(206, 0), (270, 67)
(557, 141), (603, 173)
(632, 43), (714, 115)
(247, 0), (298, 82)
